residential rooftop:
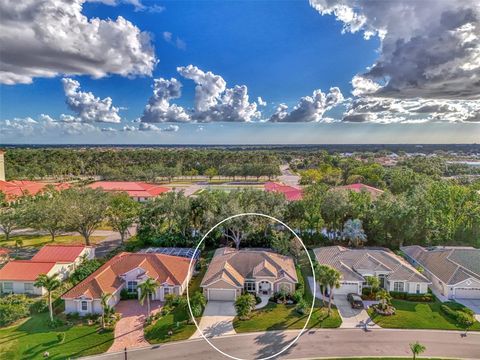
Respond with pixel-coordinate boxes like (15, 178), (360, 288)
(32, 244), (90, 263)
(0, 260), (57, 281)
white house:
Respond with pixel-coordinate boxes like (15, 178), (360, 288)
(402, 245), (480, 300)
(314, 246), (430, 295)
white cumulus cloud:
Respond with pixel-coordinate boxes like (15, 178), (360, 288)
(0, 0), (156, 85)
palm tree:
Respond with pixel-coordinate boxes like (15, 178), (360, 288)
(410, 341), (426, 360)
(138, 277), (159, 315)
(325, 267), (341, 314)
(342, 219), (367, 247)
(314, 264), (330, 306)
(366, 276), (380, 294)
(34, 273), (60, 322)
(376, 289), (392, 310)
(100, 293), (112, 329)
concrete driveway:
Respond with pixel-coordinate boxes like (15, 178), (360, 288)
(456, 298), (480, 321)
(334, 295), (378, 329)
(191, 301), (236, 339)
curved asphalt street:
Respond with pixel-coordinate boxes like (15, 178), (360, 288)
(82, 328), (480, 360)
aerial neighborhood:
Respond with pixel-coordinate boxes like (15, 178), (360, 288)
(0, 147), (479, 359)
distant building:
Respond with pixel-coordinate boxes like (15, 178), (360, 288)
(264, 182), (303, 201)
(0, 151), (69, 200)
(87, 181), (170, 202)
(332, 183), (384, 198)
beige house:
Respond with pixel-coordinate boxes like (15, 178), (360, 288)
(62, 252), (192, 315)
(402, 246), (480, 300)
(201, 248), (298, 301)
(314, 246), (430, 295)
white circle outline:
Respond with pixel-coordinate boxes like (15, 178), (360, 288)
(186, 212), (316, 360)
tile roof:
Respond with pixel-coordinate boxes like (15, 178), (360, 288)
(0, 260), (57, 281)
(0, 248), (10, 255)
(0, 180), (69, 200)
(32, 245), (88, 263)
(264, 182), (303, 201)
(201, 247), (298, 288)
(62, 252), (191, 299)
(333, 183), (384, 198)
(87, 181), (170, 198)
(314, 246), (429, 283)
(401, 246), (480, 285)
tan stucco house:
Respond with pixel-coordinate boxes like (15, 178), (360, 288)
(201, 247), (298, 301)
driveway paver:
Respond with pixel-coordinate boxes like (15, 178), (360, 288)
(191, 301), (236, 338)
(334, 294), (379, 329)
(107, 300), (162, 353)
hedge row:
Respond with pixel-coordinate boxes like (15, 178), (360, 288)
(389, 291), (434, 302)
(440, 303), (475, 327)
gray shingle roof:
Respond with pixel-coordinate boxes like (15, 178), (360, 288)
(402, 246), (480, 285)
(314, 246), (429, 283)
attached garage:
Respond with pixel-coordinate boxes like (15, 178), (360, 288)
(454, 287), (480, 299)
(207, 288), (236, 301)
(336, 282), (360, 295)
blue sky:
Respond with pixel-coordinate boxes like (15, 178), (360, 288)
(0, 0), (479, 144)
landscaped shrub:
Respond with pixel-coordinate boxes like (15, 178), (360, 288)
(441, 303), (475, 327)
(30, 298), (48, 314)
(70, 259), (103, 285)
(0, 294), (32, 326)
(164, 294), (181, 307)
(295, 299), (307, 315)
(120, 288), (138, 300)
(48, 317), (65, 328)
(66, 312), (80, 321)
(57, 332), (65, 343)
(389, 291), (434, 302)
(235, 293), (256, 320)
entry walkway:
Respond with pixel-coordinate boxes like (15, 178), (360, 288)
(107, 300), (162, 353)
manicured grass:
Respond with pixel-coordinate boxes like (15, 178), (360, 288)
(233, 302), (341, 333)
(321, 358), (448, 360)
(144, 307), (197, 344)
(0, 234), (105, 249)
(368, 299), (480, 331)
(0, 313), (113, 360)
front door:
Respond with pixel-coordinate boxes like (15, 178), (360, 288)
(259, 281), (271, 294)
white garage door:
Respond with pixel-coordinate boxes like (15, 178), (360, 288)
(336, 282), (360, 295)
(455, 287), (480, 299)
(208, 289), (236, 301)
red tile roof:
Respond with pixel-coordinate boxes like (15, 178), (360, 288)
(264, 182), (303, 201)
(62, 252), (191, 299)
(334, 183), (384, 197)
(0, 260), (57, 281)
(0, 248), (10, 256)
(32, 245), (88, 263)
(0, 180), (69, 200)
(87, 181), (170, 198)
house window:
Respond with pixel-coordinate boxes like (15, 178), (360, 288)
(127, 281), (138, 293)
(24, 283), (34, 294)
(164, 287), (171, 295)
(244, 282), (256, 292)
(416, 284), (420, 294)
(81, 301), (88, 311)
(393, 282), (405, 292)
(3, 282), (13, 293)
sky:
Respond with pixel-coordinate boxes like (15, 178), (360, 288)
(0, 0), (479, 144)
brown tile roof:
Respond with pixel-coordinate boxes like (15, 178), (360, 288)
(62, 252), (191, 299)
(32, 245), (89, 263)
(402, 246), (480, 285)
(201, 248), (297, 288)
(314, 246), (429, 283)
(0, 260), (57, 281)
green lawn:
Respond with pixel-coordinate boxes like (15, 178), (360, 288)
(233, 302), (341, 333)
(0, 234), (105, 249)
(368, 299), (480, 331)
(320, 358), (449, 360)
(0, 313), (114, 360)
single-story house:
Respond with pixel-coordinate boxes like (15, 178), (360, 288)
(201, 247), (298, 301)
(0, 261), (63, 295)
(87, 181), (170, 202)
(264, 182), (303, 201)
(62, 252), (192, 315)
(401, 245), (480, 300)
(314, 246), (430, 295)
(332, 183), (384, 198)
(0, 245), (94, 295)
